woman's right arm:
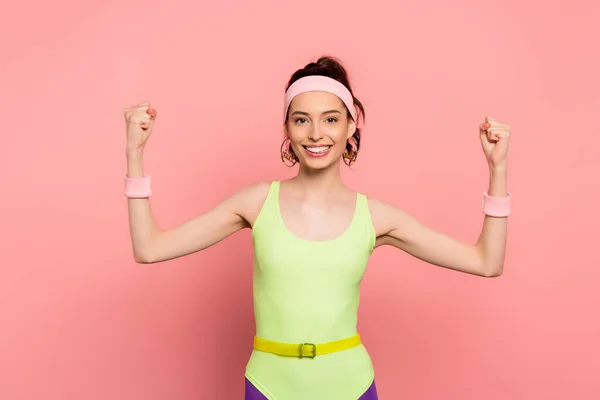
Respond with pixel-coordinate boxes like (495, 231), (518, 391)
(127, 150), (262, 264)
(124, 101), (265, 264)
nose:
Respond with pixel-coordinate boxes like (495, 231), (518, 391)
(308, 125), (324, 141)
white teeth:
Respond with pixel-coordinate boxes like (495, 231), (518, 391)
(305, 146), (331, 153)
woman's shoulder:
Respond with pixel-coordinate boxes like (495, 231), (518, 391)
(233, 180), (274, 225)
(364, 195), (411, 236)
(238, 180), (273, 204)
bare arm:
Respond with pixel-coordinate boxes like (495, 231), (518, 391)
(127, 149), (266, 264)
(370, 165), (508, 278)
(474, 165), (508, 275)
(370, 117), (510, 277)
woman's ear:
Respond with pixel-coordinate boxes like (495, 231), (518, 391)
(347, 119), (356, 140)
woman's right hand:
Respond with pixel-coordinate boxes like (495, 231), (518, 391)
(124, 101), (157, 152)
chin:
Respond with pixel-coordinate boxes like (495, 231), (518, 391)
(302, 161), (333, 170)
(301, 156), (341, 170)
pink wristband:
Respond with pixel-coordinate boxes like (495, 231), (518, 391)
(124, 174), (152, 198)
(482, 190), (511, 217)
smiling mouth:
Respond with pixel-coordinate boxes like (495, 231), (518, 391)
(302, 145), (332, 154)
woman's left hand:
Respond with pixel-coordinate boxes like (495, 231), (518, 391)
(480, 116), (511, 168)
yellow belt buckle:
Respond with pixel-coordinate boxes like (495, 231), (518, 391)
(299, 342), (316, 358)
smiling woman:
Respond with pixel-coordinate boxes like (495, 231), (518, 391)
(123, 55), (512, 400)
(281, 59), (365, 169)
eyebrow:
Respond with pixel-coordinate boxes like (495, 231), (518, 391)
(291, 109), (342, 116)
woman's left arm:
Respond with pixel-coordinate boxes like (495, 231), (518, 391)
(371, 117), (511, 278)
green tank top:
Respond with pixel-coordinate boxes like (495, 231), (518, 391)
(245, 181), (377, 400)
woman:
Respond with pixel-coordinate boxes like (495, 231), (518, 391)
(123, 56), (512, 400)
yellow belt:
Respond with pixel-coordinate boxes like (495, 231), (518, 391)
(253, 334), (362, 358)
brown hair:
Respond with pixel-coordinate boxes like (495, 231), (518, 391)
(284, 56), (365, 166)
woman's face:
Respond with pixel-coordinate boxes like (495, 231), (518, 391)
(284, 91), (356, 170)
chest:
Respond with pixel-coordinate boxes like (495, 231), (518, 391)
(278, 196), (357, 242)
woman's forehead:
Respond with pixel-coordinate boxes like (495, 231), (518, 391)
(289, 91), (344, 113)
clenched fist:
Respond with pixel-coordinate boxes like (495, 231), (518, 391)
(479, 116), (511, 168)
(124, 101), (157, 151)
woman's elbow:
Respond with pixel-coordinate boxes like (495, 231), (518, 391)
(483, 265), (504, 277)
(133, 248), (156, 264)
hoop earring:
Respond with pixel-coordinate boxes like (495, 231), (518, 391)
(343, 138), (358, 166)
(280, 138), (298, 167)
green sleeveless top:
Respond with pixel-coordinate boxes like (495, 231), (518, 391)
(245, 181), (377, 400)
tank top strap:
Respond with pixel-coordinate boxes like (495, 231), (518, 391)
(268, 180), (281, 202)
(261, 180), (280, 218)
(353, 193), (372, 225)
(350, 192), (377, 251)
(252, 181), (281, 237)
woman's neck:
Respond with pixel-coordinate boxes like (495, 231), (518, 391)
(290, 162), (347, 199)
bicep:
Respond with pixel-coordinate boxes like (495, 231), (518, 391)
(150, 205), (247, 262)
(371, 199), (486, 276)
(141, 183), (266, 263)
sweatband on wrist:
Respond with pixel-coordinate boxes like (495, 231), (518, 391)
(482, 190), (511, 217)
(124, 174), (151, 198)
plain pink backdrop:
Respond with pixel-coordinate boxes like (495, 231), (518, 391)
(1, 0), (599, 399)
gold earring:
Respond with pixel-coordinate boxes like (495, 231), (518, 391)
(280, 138), (298, 167)
(343, 138), (358, 166)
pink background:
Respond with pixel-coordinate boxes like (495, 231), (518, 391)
(2, 0), (599, 399)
